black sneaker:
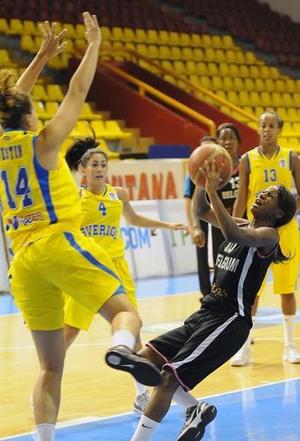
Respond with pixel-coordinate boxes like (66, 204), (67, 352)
(176, 402), (217, 441)
(105, 345), (161, 386)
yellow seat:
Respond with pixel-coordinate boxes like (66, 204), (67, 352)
(197, 62), (208, 75)
(204, 48), (215, 61)
(191, 34), (202, 46)
(96, 139), (120, 159)
(249, 65), (260, 78)
(239, 91), (251, 106)
(32, 85), (48, 101)
(225, 49), (236, 64)
(227, 91), (239, 105)
(223, 76), (233, 91)
(33, 101), (47, 119)
(106, 120), (131, 139)
(211, 76), (223, 91)
(75, 38), (86, 50)
(292, 122), (300, 133)
(63, 23), (76, 39)
(161, 60), (174, 71)
(158, 30), (169, 45)
(254, 78), (265, 92)
(112, 27), (124, 41)
(229, 64), (239, 77)
(180, 33), (191, 46)
(182, 47), (194, 60)
(8, 18), (23, 35)
(123, 28), (135, 42)
(0, 18), (9, 34)
(47, 85), (64, 102)
(20, 35), (35, 53)
(193, 48), (204, 61)
(170, 46), (182, 60)
(282, 93), (293, 107)
(69, 121), (91, 138)
(207, 62), (218, 76)
(285, 79), (296, 93)
(245, 51), (257, 64)
(147, 29), (158, 44)
(0, 49), (15, 67)
(64, 38), (74, 54)
(169, 31), (180, 46)
(75, 24), (85, 39)
(174, 61), (185, 74)
(211, 35), (222, 48)
(159, 45), (171, 59)
(277, 107), (288, 121)
(269, 66), (280, 78)
(101, 27), (112, 41)
(260, 92), (272, 107)
(200, 76), (212, 89)
(271, 92), (283, 107)
(222, 35), (234, 48)
(248, 121), (258, 130)
(80, 103), (102, 121)
(185, 61), (197, 75)
(244, 78), (255, 91)
(216, 90), (226, 100)
(249, 92), (262, 107)
(274, 79), (285, 92)
(215, 49), (226, 62)
(265, 78), (275, 92)
(259, 66), (270, 78)
(148, 45), (159, 59)
(239, 65), (250, 77)
(23, 20), (37, 35)
(233, 77), (244, 91)
(235, 51), (246, 64)
(219, 63), (230, 76)
(136, 44), (148, 56)
(202, 34), (213, 48)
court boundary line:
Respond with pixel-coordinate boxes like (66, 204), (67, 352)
(1, 375), (299, 440)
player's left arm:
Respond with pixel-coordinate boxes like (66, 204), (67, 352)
(291, 151), (300, 211)
(16, 21), (66, 94)
(116, 187), (189, 231)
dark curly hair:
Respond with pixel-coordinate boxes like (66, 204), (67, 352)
(0, 69), (32, 129)
(65, 137), (99, 171)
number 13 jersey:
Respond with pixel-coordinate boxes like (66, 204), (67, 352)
(0, 130), (81, 253)
(246, 146), (294, 221)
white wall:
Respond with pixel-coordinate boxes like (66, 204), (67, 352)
(258, 0), (300, 23)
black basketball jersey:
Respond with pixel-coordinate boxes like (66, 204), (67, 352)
(202, 239), (276, 322)
(217, 169), (239, 215)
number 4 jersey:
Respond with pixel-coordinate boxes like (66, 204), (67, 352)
(0, 130), (81, 253)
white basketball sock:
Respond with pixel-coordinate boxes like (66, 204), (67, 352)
(134, 380), (148, 397)
(283, 314), (296, 347)
(112, 330), (136, 350)
(35, 424), (55, 441)
(173, 386), (198, 410)
(131, 415), (160, 441)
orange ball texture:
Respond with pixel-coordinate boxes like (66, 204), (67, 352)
(188, 143), (233, 189)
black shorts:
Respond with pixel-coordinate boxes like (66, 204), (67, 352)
(147, 306), (250, 391)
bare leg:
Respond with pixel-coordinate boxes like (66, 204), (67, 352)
(31, 329), (65, 425)
(281, 293), (296, 315)
(64, 324), (80, 350)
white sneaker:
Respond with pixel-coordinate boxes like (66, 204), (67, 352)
(283, 346), (300, 363)
(230, 345), (252, 367)
(133, 391), (150, 415)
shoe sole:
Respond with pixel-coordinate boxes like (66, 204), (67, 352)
(177, 405), (217, 441)
(230, 360), (252, 367)
(105, 349), (161, 386)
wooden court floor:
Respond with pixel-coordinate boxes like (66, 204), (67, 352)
(0, 283), (300, 437)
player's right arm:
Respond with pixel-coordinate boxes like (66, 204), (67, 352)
(36, 12), (101, 169)
(232, 154), (249, 217)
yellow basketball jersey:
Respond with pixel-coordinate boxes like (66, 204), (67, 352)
(0, 130), (81, 253)
(80, 184), (124, 258)
(246, 147), (295, 221)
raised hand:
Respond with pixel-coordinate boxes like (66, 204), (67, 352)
(83, 11), (101, 46)
(199, 159), (224, 193)
(38, 21), (67, 58)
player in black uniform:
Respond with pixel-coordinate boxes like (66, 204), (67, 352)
(130, 153), (296, 441)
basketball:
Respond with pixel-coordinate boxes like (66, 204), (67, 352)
(188, 143), (233, 189)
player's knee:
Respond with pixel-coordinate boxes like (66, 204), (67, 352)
(160, 369), (178, 392)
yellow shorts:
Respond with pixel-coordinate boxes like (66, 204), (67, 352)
(257, 220), (299, 296)
(9, 230), (122, 330)
(64, 255), (137, 330)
